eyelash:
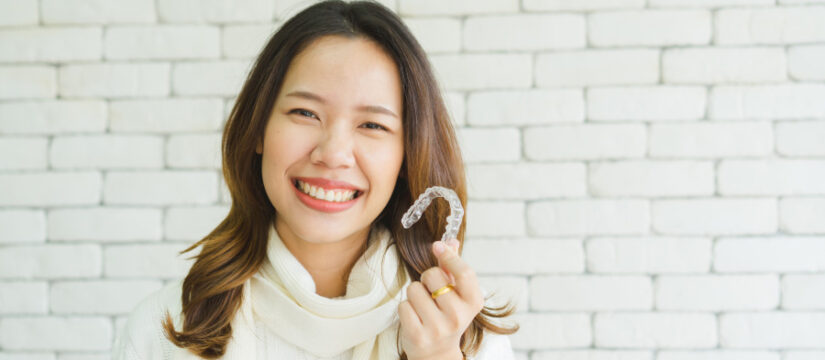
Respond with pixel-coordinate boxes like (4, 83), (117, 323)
(288, 109), (389, 131)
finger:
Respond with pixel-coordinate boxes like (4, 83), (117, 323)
(406, 281), (444, 329)
(432, 239), (481, 306)
(398, 299), (423, 333)
(420, 266), (459, 308)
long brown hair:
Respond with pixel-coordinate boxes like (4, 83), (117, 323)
(161, 1), (518, 358)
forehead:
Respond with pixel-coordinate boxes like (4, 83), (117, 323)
(278, 35), (402, 111)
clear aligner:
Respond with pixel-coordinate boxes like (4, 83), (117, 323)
(401, 186), (464, 243)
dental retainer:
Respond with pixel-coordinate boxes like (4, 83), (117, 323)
(401, 186), (464, 243)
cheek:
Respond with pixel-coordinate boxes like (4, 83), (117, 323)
(360, 139), (404, 190)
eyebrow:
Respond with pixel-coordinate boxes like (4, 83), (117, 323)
(285, 90), (400, 119)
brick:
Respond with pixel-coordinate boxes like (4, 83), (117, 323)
(403, 18), (460, 53)
(48, 207), (162, 242)
(523, 0), (644, 11)
(590, 10), (711, 46)
(716, 7), (825, 44)
(524, 124), (646, 160)
(0, 172), (101, 206)
(478, 275), (528, 313)
(0, 317), (110, 350)
(467, 90), (584, 126)
(652, 198), (777, 235)
(720, 313), (825, 348)
(172, 60), (251, 96)
(59, 63), (169, 98)
(104, 243), (195, 278)
(467, 163), (586, 200)
(509, 313), (591, 350)
(444, 92), (465, 126)
(0, 0), (38, 26)
(594, 313), (717, 348)
(167, 134), (221, 169)
(463, 239), (584, 275)
(710, 84), (825, 119)
(789, 45), (825, 80)
(0, 137), (47, 170)
(651, 0), (773, 6)
(456, 128), (520, 163)
(105, 25), (220, 60)
(663, 47), (785, 84)
(0, 100), (105, 134)
(0, 66), (56, 99)
(531, 276), (652, 311)
(0, 27), (100, 62)
(157, 0), (273, 23)
(656, 275), (779, 310)
(0, 210), (45, 244)
(51, 280), (162, 314)
(783, 275), (825, 310)
(164, 205), (229, 241)
(657, 351), (779, 360)
(532, 351), (652, 360)
(103, 171), (218, 205)
(784, 352), (825, 360)
(715, 237), (825, 272)
(0, 282), (47, 314)
(4, 350), (53, 359)
(222, 24), (278, 58)
(0, 245), (100, 279)
(42, 0), (155, 24)
(109, 98), (223, 133)
(719, 160), (825, 196)
(586, 237), (711, 273)
(650, 122), (773, 158)
(589, 161), (714, 197)
(466, 201), (525, 237)
(398, 0), (518, 16)
(536, 49), (659, 87)
(528, 200), (649, 236)
(51, 135), (164, 169)
(780, 198), (825, 234)
(776, 120), (825, 156)
(430, 54), (531, 90)
(588, 86), (706, 121)
(57, 354), (109, 360)
(464, 14), (585, 51)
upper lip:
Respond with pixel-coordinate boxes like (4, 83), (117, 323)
(293, 177), (364, 192)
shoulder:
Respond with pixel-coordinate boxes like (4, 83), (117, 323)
(113, 279), (184, 360)
(468, 331), (515, 360)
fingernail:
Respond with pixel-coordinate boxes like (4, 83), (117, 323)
(433, 241), (445, 255)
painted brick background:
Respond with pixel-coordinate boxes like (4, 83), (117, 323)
(1, 0), (824, 359)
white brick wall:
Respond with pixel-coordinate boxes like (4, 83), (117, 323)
(1, 0), (823, 359)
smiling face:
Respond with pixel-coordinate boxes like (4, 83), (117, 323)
(256, 35), (404, 246)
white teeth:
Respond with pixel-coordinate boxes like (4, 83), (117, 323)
(296, 180), (357, 203)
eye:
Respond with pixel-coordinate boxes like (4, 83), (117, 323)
(361, 122), (388, 131)
(289, 109), (318, 119)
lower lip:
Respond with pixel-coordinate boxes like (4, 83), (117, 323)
(292, 183), (360, 213)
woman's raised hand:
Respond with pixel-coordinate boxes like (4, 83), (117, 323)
(398, 239), (484, 360)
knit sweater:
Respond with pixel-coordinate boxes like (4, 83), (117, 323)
(112, 279), (516, 360)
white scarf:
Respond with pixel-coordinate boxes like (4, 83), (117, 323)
(219, 222), (412, 359)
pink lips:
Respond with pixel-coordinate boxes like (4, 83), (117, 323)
(292, 177), (364, 213)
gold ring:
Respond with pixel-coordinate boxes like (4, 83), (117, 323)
(430, 284), (454, 299)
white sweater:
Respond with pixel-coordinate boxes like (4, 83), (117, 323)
(112, 279), (516, 360)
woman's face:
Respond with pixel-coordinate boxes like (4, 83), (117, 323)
(257, 35), (404, 245)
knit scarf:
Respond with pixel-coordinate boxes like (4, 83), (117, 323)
(224, 222), (412, 359)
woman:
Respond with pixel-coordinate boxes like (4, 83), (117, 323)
(113, 1), (517, 359)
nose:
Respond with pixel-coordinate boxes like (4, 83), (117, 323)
(310, 124), (356, 169)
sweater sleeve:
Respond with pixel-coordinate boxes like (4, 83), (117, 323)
(466, 332), (515, 360)
(112, 281), (182, 360)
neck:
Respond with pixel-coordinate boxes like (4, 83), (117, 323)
(274, 217), (370, 298)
